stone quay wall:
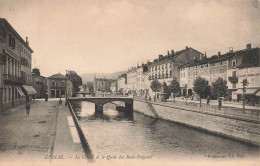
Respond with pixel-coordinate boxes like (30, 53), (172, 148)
(133, 99), (260, 146)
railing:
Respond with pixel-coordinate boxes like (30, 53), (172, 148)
(133, 96), (260, 122)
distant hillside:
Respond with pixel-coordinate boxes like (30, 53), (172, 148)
(81, 71), (127, 83)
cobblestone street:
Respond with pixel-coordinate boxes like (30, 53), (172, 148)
(0, 99), (85, 165)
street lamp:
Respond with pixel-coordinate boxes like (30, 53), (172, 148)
(241, 79), (249, 112)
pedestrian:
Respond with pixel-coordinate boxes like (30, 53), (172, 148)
(45, 93), (48, 102)
(59, 98), (62, 105)
(207, 96), (210, 105)
(26, 101), (30, 117)
(65, 98), (68, 107)
(218, 97), (222, 110)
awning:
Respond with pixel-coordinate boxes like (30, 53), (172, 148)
(16, 87), (25, 97)
(256, 91), (260, 97)
(22, 85), (37, 95)
(234, 88), (259, 95)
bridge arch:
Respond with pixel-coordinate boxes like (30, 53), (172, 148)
(69, 97), (133, 117)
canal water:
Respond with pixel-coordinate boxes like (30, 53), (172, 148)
(72, 101), (259, 160)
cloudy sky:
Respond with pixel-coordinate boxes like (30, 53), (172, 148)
(0, 0), (259, 76)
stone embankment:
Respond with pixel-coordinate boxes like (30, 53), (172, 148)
(133, 99), (260, 146)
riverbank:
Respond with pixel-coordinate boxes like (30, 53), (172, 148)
(133, 99), (260, 146)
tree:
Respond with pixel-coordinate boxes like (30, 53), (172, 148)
(150, 79), (161, 99)
(211, 77), (227, 99)
(168, 78), (180, 102)
(66, 72), (82, 92)
(193, 77), (211, 107)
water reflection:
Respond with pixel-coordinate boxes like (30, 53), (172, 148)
(72, 101), (259, 160)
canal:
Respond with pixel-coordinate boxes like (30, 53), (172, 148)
(72, 101), (259, 160)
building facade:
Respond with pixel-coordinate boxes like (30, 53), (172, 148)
(0, 18), (35, 111)
(227, 44), (260, 105)
(31, 68), (46, 98)
(94, 77), (113, 92)
(180, 52), (232, 96)
(47, 73), (73, 98)
(117, 74), (127, 95)
(149, 47), (202, 86)
(126, 68), (137, 95)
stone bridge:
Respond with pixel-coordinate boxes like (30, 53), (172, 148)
(69, 97), (133, 117)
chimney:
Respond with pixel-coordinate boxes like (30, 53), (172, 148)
(171, 50), (174, 56)
(167, 51), (170, 56)
(229, 47), (233, 53)
(26, 37), (29, 45)
(159, 54), (163, 60)
(186, 46), (188, 50)
(200, 54), (203, 61)
(218, 51), (221, 57)
(246, 43), (251, 49)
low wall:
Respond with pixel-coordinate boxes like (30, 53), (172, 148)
(68, 101), (94, 161)
(133, 99), (260, 146)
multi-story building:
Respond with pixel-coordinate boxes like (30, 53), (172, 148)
(180, 51), (232, 96)
(47, 73), (73, 98)
(126, 68), (137, 95)
(117, 74), (127, 94)
(31, 68), (46, 98)
(94, 77), (113, 92)
(136, 64), (150, 96)
(148, 47), (203, 97)
(149, 47), (202, 86)
(0, 18), (35, 111)
(227, 44), (260, 104)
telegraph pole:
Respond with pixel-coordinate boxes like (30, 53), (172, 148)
(241, 79), (249, 112)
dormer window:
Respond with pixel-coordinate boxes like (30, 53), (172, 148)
(232, 60), (237, 67)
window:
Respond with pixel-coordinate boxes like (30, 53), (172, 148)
(211, 63), (215, 66)
(250, 78), (255, 86)
(232, 83), (236, 89)
(220, 69), (224, 73)
(232, 60), (237, 67)
(52, 82), (55, 86)
(232, 71), (236, 77)
(245, 68), (248, 73)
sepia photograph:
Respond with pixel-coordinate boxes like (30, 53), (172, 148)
(0, 0), (259, 165)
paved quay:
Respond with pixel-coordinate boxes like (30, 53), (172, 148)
(0, 99), (86, 165)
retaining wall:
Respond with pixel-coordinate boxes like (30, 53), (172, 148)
(133, 99), (260, 146)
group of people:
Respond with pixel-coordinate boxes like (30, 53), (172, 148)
(25, 97), (69, 117)
(59, 98), (69, 107)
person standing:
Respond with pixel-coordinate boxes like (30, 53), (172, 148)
(65, 98), (68, 107)
(207, 96), (210, 105)
(218, 97), (222, 110)
(59, 98), (62, 105)
(26, 101), (30, 117)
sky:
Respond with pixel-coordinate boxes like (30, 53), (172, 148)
(0, 0), (259, 77)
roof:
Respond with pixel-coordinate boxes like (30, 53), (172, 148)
(179, 51), (236, 68)
(48, 73), (67, 79)
(237, 48), (260, 68)
(149, 47), (202, 67)
(0, 18), (33, 53)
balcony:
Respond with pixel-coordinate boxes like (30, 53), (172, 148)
(3, 74), (26, 85)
